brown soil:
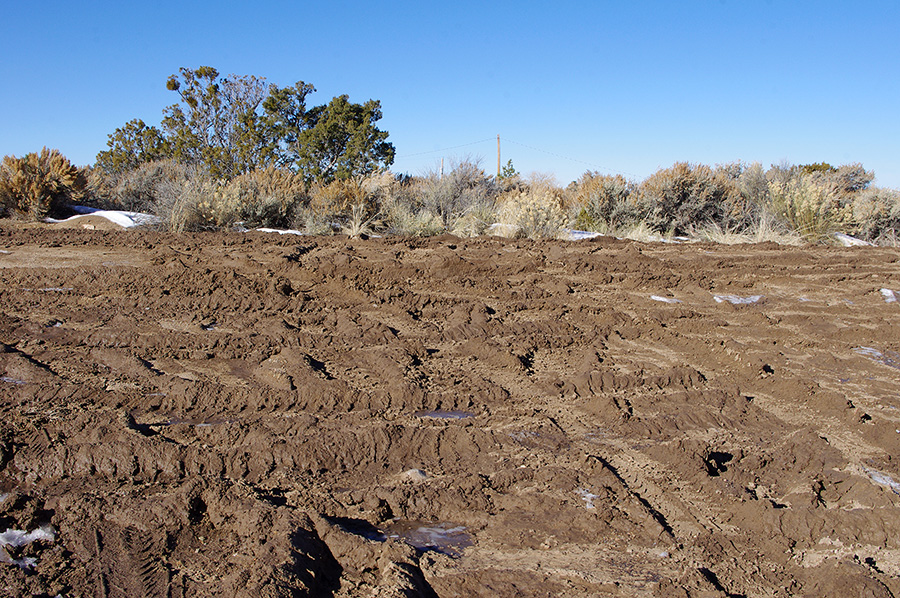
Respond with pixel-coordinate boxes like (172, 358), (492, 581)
(1, 221), (899, 597)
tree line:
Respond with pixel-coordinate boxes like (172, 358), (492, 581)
(95, 66), (395, 183)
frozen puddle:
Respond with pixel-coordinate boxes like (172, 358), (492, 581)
(0, 526), (55, 570)
(881, 289), (898, 304)
(864, 468), (900, 495)
(714, 294), (764, 305)
(414, 410), (474, 420)
(854, 347), (900, 370)
(650, 295), (681, 304)
(0, 377), (26, 385)
(576, 488), (600, 510)
(387, 522), (472, 557)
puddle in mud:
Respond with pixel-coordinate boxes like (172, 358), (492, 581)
(854, 347), (900, 370)
(864, 468), (900, 495)
(881, 289), (897, 304)
(576, 488), (600, 510)
(385, 521), (472, 557)
(714, 294), (764, 305)
(414, 410), (474, 420)
(650, 295), (681, 304)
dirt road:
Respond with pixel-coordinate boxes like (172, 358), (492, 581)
(1, 223), (899, 596)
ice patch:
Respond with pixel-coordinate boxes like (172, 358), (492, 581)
(576, 488), (599, 510)
(714, 294), (764, 305)
(255, 227), (305, 236)
(864, 468), (900, 495)
(0, 377), (26, 385)
(390, 523), (472, 557)
(881, 289), (897, 303)
(650, 295), (682, 304)
(0, 526), (55, 570)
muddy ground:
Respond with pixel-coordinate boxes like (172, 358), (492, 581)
(0, 220), (899, 597)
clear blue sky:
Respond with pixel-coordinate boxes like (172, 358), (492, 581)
(2, 1), (898, 187)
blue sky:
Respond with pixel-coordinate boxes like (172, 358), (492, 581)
(2, 1), (898, 187)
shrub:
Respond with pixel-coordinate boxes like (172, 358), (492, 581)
(0, 148), (86, 219)
(636, 162), (744, 234)
(151, 166), (215, 232)
(849, 186), (900, 244)
(569, 172), (636, 231)
(496, 189), (567, 239)
(417, 160), (499, 229)
(88, 159), (189, 213)
(767, 176), (854, 243)
(203, 167), (307, 229)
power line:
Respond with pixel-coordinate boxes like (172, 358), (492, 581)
(395, 138), (495, 158)
(504, 138), (642, 179)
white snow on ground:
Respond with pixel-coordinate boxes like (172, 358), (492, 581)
(46, 206), (160, 228)
(650, 295), (682, 304)
(560, 229), (603, 241)
(864, 468), (900, 495)
(881, 289), (897, 303)
(576, 488), (599, 510)
(833, 232), (874, 247)
(713, 294), (764, 305)
(0, 525), (55, 570)
(255, 228), (306, 236)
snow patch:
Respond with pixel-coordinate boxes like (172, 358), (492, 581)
(49, 206), (160, 228)
(881, 289), (897, 303)
(833, 232), (874, 247)
(650, 295), (682, 304)
(576, 488), (599, 510)
(864, 468), (900, 495)
(255, 227), (306, 236)
(0, 377), (26, 385)
(713, 294), (764, 305)
(560, 229), (603, 241)
(0, 526), (55, 570)
(854, 347), (900, 370)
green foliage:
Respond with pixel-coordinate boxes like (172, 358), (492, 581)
(96, 119), (171, 176)
(0, 148), (86, 219)
(499, 159), (518, 180)
(799, 162), (836, 175)
(290, 95), (394, 183)
(162, 66), (271, 179)
(98, 67), (393, 185)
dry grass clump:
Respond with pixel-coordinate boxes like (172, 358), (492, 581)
(767, 177), (854, 244)
(496, 188), (567, 239)
(0, 148), (87, 219)
(202, 167), (307, 229)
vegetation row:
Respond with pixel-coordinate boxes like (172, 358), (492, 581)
(1, 67), (898, 245)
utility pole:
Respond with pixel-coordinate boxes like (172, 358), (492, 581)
(440, 157), (444, 181)
(497, 134), (501, 178)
